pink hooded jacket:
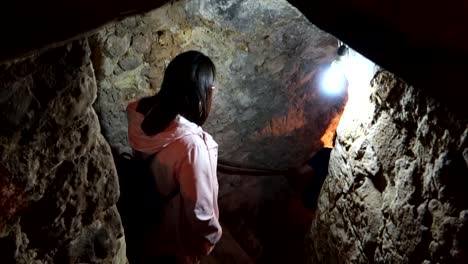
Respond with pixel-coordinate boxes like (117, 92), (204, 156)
(127, 100), (222, 258)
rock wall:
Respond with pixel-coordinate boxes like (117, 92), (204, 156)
(309, 68), (468, 263)
(0, 40), (125, 264)
(90, 0), (345, 169)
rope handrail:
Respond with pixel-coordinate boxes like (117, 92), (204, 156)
(217, 159), (289, 176)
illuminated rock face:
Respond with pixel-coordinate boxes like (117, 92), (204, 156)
(310, 70), (468, 263)
(0, 40), (125, 264)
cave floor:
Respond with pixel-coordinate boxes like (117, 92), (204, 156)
(202, 197), (314, 264)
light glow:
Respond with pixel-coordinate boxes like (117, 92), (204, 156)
(320, 61), (347, 96)
(338, 48), (377, 125)
(341, 51), (376, 104)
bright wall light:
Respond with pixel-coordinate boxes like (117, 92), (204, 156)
(319, 44), (376, 102)
(334, 44), (378, 128)
(321, 61), (347, 96)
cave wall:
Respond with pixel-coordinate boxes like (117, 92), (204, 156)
(310, 66), (468, 263)
(90, 0), (345, 169)
(0, 40), (125, 263)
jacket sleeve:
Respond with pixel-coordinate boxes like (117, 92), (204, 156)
(177, 140), (222, 256)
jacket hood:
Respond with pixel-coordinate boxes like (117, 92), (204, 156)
(127, 100), (203, 154)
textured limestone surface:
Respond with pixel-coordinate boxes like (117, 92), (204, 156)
(90, 0), (345, 169)
(309, 69), (468, 263)
(0, 40), (125, 264)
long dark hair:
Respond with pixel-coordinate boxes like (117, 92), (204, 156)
(138, 51), (216, 136)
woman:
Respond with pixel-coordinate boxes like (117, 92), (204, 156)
(126, 51), (222, 263)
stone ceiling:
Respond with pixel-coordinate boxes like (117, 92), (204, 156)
(1, 0), (467, 117)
